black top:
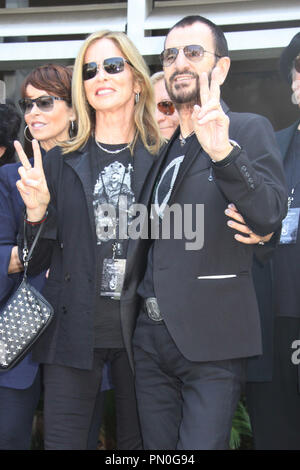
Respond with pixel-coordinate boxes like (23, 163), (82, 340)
(90, 142), (135, 347)
(273, 129), (300, 318)
(137, 134), (191, 299)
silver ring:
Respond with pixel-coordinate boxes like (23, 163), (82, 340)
(258, 241), (265, 245)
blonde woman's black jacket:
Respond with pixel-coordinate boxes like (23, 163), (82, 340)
(18, 137), (156, 371)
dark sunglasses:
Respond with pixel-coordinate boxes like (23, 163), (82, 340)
(157, 100), (175, 116)
(294, 56), (300, 73)
(18, 95), (66, 114)
(160, 44), (221, 67)
(82, 57), (133, 80)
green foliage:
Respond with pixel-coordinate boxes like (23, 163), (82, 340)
(101, 390), (117, 449)
(230, 399), (252, 449)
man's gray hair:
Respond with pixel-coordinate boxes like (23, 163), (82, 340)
(151, 71), (165, 86)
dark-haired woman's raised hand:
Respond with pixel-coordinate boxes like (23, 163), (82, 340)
(14, 139), (50, 221)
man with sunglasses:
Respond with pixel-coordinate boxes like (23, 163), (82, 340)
(151, 71), (179, 140)
(245, 32), (300, 450)
(133, 15), (287, 450)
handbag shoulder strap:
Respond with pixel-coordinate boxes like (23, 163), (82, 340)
(22, 215), (46, 279)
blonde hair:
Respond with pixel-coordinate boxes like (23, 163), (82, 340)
(62, 30), (163, 155)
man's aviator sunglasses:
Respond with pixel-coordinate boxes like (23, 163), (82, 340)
(18, 96), (66, 114)
(82, 57), (133, 81)
(160, 44), (222, 67)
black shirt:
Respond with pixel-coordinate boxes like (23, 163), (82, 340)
(137, 134), (192, 299)
(90, 142), (135, 347)
(273, 129), (300, 318)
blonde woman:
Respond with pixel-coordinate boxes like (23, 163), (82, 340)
(15, 31), (163, 450)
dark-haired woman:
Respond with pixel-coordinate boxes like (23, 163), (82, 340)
(0, 64), (76, 449)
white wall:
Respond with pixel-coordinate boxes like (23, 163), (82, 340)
(0, 0), (298, 69)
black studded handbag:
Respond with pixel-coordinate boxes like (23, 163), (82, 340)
(0, 217), (54, 371)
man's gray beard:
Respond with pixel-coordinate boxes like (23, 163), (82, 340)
(165, 70), (212, 111)
(166, 76), (199, 111)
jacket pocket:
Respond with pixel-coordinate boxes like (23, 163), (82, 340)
(197, 274), (237, 279)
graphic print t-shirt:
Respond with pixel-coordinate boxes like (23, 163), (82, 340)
(91, 144), (135, 347)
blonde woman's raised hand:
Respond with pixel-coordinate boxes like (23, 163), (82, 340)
(15, 139), (50, 221)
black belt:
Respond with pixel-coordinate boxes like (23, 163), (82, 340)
(143, 297), (163, 322)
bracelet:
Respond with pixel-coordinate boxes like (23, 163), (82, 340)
(212, 144), (242, 168)
(25, 210), (48, 226)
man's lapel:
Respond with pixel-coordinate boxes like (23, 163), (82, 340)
(132, 139), (157, 203)
(276, 120), (300, 161)
(169, 100), (229, 203)
(169, 137), (210, 204)
(135, 128), (180, 208)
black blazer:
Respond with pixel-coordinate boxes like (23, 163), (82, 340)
(139, 103), (287, 362)
(20, 137), (156, 371)
(276, 120), (300, 160)
(247, 119), (299, 382)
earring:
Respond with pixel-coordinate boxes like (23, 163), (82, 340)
(135, 92), (140, 104)
(69, 120), (76, 138)
(23, 125), (33, 143)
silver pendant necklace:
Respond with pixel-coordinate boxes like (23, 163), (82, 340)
(95, 138), (130, 154)
(179, 131), (195, 147)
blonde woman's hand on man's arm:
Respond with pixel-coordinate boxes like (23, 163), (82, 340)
(225, 203), (273, 245)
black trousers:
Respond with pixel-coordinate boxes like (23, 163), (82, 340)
(246, 317), (300, 450)
(133, 311), (246, 450)
(0, 368), (41, 450)
(43, 348), (142, 450)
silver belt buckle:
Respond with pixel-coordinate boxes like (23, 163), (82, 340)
(145, 297), (163, 322)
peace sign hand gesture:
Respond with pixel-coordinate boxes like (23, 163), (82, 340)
(15, 139), (50, 221)
(191, 67), (233, 162)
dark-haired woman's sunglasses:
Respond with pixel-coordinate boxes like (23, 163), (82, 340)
(18, 95), (66, 114)
(157, 100), (175, 116)
(82, 57), (133, 81)
(294, 55), (300, 73)
(160, 44), (221, 67)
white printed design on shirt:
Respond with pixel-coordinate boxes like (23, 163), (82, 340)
(93, 161), (135, 243)
(154, 155), (184, 219)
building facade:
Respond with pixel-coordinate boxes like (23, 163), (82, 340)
(0, 0), (299, 135)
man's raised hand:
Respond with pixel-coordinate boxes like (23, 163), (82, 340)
(191, 67), (232, 161)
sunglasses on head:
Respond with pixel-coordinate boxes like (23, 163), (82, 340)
(157, 100), (175, 116)
(160, 44), (221, 67)
(294, 55), (300, 73)
(18, 95), (66, 114)
(82, 57), (133, 80)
